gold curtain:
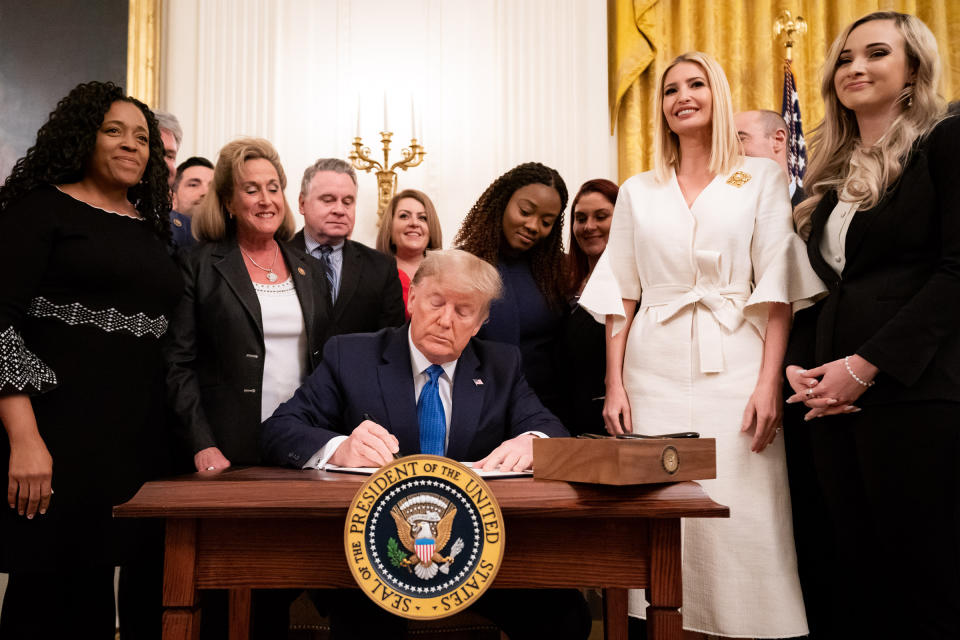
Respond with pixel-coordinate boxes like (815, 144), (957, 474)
(127, 0), (162, 106)
(610, 0), (960, 183)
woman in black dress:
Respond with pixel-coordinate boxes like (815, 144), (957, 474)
(560, 179), (618, 435)
(784, 12), (959, 638)
(0, 82), (181, 637)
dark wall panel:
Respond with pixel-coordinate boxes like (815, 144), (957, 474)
(0, 0), (128, 180)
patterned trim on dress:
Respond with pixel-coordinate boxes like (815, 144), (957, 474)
(252, 276), (295, 296)
(0, 326), (58, 394)
(27, 296), (168, 338)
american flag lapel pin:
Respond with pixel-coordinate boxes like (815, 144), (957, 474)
(473, 378), (483, 386)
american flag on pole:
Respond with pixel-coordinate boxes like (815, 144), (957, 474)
(781, 60), (807, 190)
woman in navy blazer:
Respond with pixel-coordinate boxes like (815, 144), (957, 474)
(784, 12), (960, 638)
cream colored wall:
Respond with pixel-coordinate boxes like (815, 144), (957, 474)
(160, 0), (616, 247)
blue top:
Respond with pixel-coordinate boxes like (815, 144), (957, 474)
(477, 255), (562, 414)
(169, 210), (195, 248)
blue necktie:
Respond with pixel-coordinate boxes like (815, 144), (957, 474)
(418, 364), (446, 456)
(316, 244), (337, 303)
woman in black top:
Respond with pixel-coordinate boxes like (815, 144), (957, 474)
(560, 179), (618, 435)
(0, 82), (182, 637)
(785, 12), (960, 638)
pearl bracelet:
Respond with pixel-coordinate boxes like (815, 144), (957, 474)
(844, 356), (874, 388)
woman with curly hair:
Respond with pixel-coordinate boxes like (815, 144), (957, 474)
(0, 81), (182, 637)
(454, 162), (567, 414)
(785, 12), (960, 637)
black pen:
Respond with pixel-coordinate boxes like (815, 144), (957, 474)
(362, 411), (402, 460)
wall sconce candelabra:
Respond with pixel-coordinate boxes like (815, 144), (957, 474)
(348, 132), (426, 219)
(348, 93), (426, 219)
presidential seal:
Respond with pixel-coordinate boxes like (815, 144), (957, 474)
(344, 455), (505, 620)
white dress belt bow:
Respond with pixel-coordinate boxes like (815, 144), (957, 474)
(639, 251), (750, 373)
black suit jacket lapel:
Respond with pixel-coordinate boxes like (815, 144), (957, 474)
(281, 242), (327, 364)
(334, 240), (362, 323)
(291, 229), (308, 253)
(807, 192), (841, 287)
(447, 341), (484, 461)
(843, 199), (885, 269)
(213, 238), (263, 336)
(378, 327), (420, 455)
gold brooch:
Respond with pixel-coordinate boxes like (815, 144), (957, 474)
(172, 218), (183, 227)
(297, 266), (306, 276)
(726, 171), (751, 187)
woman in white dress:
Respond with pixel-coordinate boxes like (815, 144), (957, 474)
(580, 52), (824, 638)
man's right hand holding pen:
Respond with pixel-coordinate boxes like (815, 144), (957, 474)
(328, 418), (400, 467)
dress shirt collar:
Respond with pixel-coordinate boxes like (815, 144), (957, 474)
(407, 326), (458, 382)
(304, 232), (345, 256)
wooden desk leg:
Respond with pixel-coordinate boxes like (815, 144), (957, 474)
(228, 588), (252, 640)
(602, 588), (629, 640)
(163, 519), (201, 640)
(646, 519), (682, 640)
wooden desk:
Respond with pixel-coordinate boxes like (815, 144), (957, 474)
(114, 467), (728, 640)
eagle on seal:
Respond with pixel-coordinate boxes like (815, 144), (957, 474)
(390, 492), (465, 579)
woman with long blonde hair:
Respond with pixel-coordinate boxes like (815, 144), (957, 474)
(784, 11), (959, 637)
(580, 51), (823, 637)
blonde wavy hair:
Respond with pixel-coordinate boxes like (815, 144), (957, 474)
(654, 51), (742, 183)
(192, 137), (296, 242)
(794, 11), (946, 238)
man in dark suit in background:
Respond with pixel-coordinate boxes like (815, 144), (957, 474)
(169, 156), (214, 248)
(735, 109), (806, 207)
(738, 107), (828, 640)
(291, 158), (404, 338)
(260, 249), (590, 640)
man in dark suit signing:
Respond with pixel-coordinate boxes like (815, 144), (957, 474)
(260, 249), (590, 640)
(292, 158), (404, 338)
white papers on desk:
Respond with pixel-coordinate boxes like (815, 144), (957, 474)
(323, 461), (532, 479)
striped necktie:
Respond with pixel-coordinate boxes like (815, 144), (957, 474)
(418, 364), (446, 456)
(316, 244), (336, 303)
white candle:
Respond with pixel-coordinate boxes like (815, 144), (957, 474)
(410, 94), (417, 139)
(383, 91), (389, 132)
(355, 96), (361, 138)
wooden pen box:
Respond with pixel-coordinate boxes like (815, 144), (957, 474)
(532, 437), (716, 485)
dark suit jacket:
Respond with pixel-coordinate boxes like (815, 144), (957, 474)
(259, 325), (569, 467)
(165, 236), (332, 465)
(798, 115), (960, 404)
(169, 210), (195, 249)
(291, 230), (405, 338)
(790, 185), (806, 210)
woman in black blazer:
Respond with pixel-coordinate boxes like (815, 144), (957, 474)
(164, 139), (331, 639)
(784, 12), (960, 639)
(166, 138), (330, 473)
